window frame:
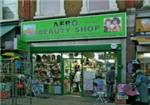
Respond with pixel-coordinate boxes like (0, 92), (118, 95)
(86, 0), (118, 13)
(1, 0), (18, 21)
(34, 0), (65, 19)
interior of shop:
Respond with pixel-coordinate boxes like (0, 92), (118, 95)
(137, 53), (150, 92)
(137, 53), (150, 76)
(32, 51), (118, 96)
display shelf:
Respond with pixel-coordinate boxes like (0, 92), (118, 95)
(33, 54), (62, 93)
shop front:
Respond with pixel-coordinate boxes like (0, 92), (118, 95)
(134, 17), (150, 80)
(21, 12), (127, 96)
(132, 37), (150, 76)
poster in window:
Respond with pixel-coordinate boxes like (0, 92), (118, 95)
(136, 18), (150, 32)
(83, 79), (93, 90)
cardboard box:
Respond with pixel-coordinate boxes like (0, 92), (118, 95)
(54, 85), (61, 94)
(115, 99), (126, 105)
(0, 91), (10, 99)
(47, 85), (53, 94)
(117, 95), (128, 100)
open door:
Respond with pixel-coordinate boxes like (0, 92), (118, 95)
(63, 53), (82, 96)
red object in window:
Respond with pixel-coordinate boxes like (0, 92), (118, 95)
(23, 0), (31, 20)
(0, 91), (10, 99)
(16, 82), (24, 89)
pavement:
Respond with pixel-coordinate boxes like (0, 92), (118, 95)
(32, 95), (116, 105)
(1, 94), (149, 105)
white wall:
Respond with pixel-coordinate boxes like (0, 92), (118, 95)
(2, 0), (18, 20)
(0, 0), (2, 20)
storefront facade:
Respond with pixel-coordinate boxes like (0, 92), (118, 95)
(21, 12), (127, 96)
(132, 10), (150, 77)
(132, 37), (150, 76)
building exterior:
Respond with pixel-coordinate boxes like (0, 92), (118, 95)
(0, 0), (19, 53)
(34, 0), (118, 18)
(21, 12), (127, 96)
(1, 0), (150, 97)
(1, 0), (19, 21)
(20, 0), (125, 96)
(130, 9), (150, 76)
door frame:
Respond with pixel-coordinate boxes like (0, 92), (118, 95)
(62, 58), (83, 95)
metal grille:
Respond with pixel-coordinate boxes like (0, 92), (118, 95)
(0, 60), (32, 105)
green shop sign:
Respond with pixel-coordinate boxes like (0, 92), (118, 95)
(21, 12), (126, 42)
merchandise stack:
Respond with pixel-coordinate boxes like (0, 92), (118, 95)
(115, 84), (128, 105)
(0, 82), (11, 99)
(33, 54), (62, 95)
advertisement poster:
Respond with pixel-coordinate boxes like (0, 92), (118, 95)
(83, 71), (95, 79)
(83, 79), (93, 91)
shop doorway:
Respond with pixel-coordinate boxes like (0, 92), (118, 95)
(63, 53), (82, 96)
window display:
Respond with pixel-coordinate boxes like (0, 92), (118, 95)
(32, 53), (62, 94)
(32, 52), (117, 96)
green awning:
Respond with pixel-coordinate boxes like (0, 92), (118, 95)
(0, 25), (16, 37)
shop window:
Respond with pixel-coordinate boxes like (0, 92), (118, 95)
(32, 53), (62, 95)
(136, 18), (150, 35)
(137, 53), (150, 76)
(35, 0), (65, 18)
(0, 1), (2, 20)
(2, 0), (18, 20)
(86, 0), (118, 13)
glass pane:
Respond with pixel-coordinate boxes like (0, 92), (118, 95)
(88, 0), (109, 12)
(2, 0), (17, 19)
(41, 0), (60, 16)
(32, 53), (62, 95)
(3, 0), (17, 4)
